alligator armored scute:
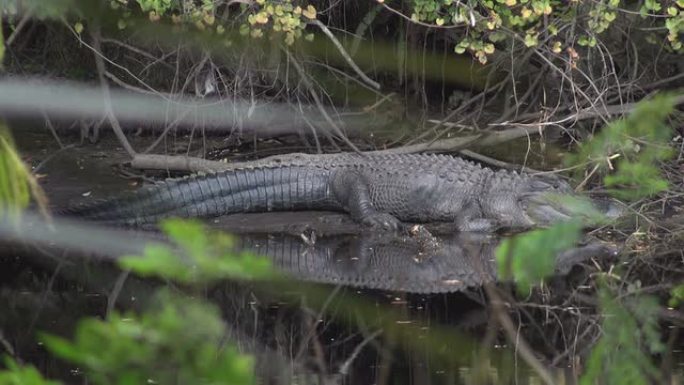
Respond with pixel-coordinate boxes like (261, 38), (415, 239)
(62, 152), (621, 231)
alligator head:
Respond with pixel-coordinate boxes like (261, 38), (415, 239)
(518, 175), (624, 228)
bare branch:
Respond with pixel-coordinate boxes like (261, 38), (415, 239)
(283, 47), (361, 153)
(131, 154), (231, 172)
(130, 125), (545, 173)
(484, 284), (557, 385)
(90, 26), (137, 158)
(310, 19), (381, 90)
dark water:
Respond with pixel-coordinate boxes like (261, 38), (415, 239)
(2, 127), (682, 385)
(0, 226), (572, 385)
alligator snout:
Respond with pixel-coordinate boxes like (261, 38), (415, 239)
(523, 193), (626, 228)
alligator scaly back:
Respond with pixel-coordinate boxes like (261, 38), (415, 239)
(61, 153), (494, 227)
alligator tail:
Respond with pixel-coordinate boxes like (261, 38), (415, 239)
(61, 166), (336, 226)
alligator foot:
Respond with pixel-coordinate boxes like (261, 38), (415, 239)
(457, 218), (499, 232)
(286, 222), (313, 236)
(361, 213), (402, 231)
(298, 228), (317, 246)
(408, 225), (441, 260)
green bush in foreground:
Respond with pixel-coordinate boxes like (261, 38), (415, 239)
(496, 94), (678, 384)
(119, 218), (273, 283)
(567, 94), (677, 200)
(0, 217), (272, 384)
(498, 94), (678, 290)
(41, 294), (255, 385)
(0, 357), (60, 385)
(0, 125), (31, 220)
(580, 290), (664, 385)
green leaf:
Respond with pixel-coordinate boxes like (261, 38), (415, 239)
(42, 294), (255, 385)
(581, 289), (664, 385)
(496, 221), (582, 293)
(454, 45), (466, 54)
(548, 24), (558, 36)
(120, 244), (196, 280)
(0, 357), (61, 385)
(669, 284), (684, 307)
(120, 219), (273, 284)
(565, 94), (677, 201)
(160, 218), (209, 257)
(488, 31), (507, 42)
(523, 32), (538, 47)
(0, 124), (33, 221)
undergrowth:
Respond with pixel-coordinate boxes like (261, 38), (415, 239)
(495, 94), (681, 384)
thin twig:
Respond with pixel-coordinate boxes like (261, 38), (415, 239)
(33, 144), (77, 173)
(143, 108), (191, 154)
(379, 2), (469, 29)
(310, 19), (381, 90)
(492, 93), (684, 127)
(283, 48), (361, 153)
(130, 125), (545, 173)
(374, 125), (542, 155)
(294, 285), (342, 363)
(641, 72), (684, 91)
(42, 113), (64, 149)
(101, 37), (175, 70)
(459, 149), (541, 173)
(425, 119), (474, 131)
(27, 259), (64, 337)
(0, 329), (15, 358)
(349, 4), (383, 57)
(90, 26), (137, 158)
(131, 154), (229, 172)
(304, 59), (385, 96)
(107, 270), (130, 316)
(484, 284), (557, 385)
(104, 71), (160, 96)
(5, 11), (32, 46)
(362, 92), (397, 112)
(64, 21), (170, 100)
(338, 329), (383, 375)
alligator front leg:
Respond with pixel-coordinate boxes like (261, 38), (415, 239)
(455, 200), (499, 232)
(330, 171), (401, 231)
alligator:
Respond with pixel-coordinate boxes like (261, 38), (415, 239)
(1, 214), (617, 293)
(62, 152), (621, 231)
(235, 231), (617, 293)
(239, 231), (498, 293)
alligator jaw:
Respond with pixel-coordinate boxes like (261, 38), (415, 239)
(524, 193), (624, 227)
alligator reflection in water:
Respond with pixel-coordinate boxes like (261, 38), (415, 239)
(234, 230), (615, 293)
(0, 214), (620, 385)
(0, 212), (615, 294)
